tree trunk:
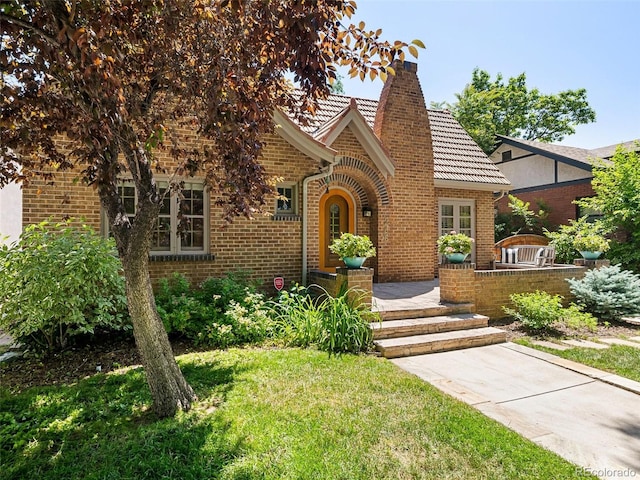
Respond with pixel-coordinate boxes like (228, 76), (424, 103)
(122, 251), (197, 418)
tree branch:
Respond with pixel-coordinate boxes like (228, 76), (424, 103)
(0, 13), (60, 47)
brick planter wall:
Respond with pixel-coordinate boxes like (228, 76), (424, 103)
(440, 265), (587, 319)
(439, 263), (476, 304)
(308, 268), (373, 306)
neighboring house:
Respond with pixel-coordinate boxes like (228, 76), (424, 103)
(491, 135), (639, 228)
(22, 61), (510, 289)
(0, 181), (22, 245)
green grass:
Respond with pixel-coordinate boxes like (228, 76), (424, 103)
(1, 348), (593, 479)
(518, 339), (640, 382)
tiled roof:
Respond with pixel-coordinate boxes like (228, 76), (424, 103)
(589, 139), (640, 159)
(429, 110), (510, 185)
(291, 94), (510, 187)
(299, 94), (379, 134)
(497, 135), (597, 165)
(497, 135), (640, 165)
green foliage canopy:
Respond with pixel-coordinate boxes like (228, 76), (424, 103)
(577, 146), (640, 270)
(446, 68), (596, 154)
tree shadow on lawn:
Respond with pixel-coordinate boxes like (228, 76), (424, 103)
(1, 355), (250, 480)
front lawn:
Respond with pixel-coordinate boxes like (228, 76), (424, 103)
(1, 348), (592, 479)
(518, 340), (640, 383)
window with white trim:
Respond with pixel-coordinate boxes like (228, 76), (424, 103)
(109, 180), (208, 254)
(275, 182), (298, 217)
(439, 199), (476, 259)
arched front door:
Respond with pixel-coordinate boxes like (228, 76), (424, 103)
(319, 190), (355, 272)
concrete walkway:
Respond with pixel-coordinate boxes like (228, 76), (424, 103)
(393, 342), (640, 479)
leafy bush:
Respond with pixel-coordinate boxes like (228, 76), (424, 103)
(568, 265), (640, 320)
(545, 216), (611, 264)
(561, 304), (598, 332)
(155, 272), (271, 347)
(270, 284), (374, 354)
(503, 291), (563, 331)
(495, 195), (551, 241)
(576, 147), (640, 271)
(0, 221), (129, 352)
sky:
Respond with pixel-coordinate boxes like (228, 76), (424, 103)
(336, 0), (640, 150)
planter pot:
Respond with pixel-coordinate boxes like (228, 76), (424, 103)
(580, 251), (602, 260)
(445, 253), (468, 264)
(343, 256), (367, 269)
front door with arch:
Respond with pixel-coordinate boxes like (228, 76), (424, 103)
(319, 190), (355, 272)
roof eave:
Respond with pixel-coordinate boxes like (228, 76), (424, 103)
(318, 107), (395, 178)
(273, 109), (338, 164)
(434, 178), (512, 192)
(496, 136), (593, 171)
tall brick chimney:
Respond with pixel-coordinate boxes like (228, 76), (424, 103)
(373, 60), (437, 281)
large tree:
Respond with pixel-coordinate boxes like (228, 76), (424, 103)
(577, 145), (640, 272)
(0, 0), (420, 417)
(444, 68), (596, 154)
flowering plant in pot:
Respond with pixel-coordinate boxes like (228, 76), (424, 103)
(437, 231), (474, 263)
(573, 233), (610, 260)
(329, 233), (376, 268)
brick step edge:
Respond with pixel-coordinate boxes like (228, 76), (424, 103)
(370, 314), (489, 340)
(374, 327), (507, 359)
(375, 303), (475, 321)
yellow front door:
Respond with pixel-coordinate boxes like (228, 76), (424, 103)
(319, 190), (355, 272)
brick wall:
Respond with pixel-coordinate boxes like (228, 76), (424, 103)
(308, 268), (373, 306)
(374, 61), (436, 282)
(439, 263), (475, 304)
(23, 132), (321, 294)
(440, 264), (586, 319)
(497, 180), (595, 229)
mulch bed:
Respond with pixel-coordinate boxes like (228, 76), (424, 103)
(0, 336), (202, 394)
(490, 317), (640, 342)
(3, 320), (640, 394)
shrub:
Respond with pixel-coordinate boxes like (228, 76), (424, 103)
(270, 284), (374, 354)
(0, 221), (129, 352)
(568, 265), (640, 320)
(502, 291), (563, 331)
(561, 304), (598, 332)
(155, 272), (271, 348)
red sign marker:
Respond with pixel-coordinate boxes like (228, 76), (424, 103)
(273, 276), (285, 291)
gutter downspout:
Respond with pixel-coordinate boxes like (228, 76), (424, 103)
(302, 162), (335, 285)
(494, 189), (510, 203)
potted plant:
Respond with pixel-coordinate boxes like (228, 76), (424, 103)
(329, 233), (376, 269)
(437, 231), (474, 264)
(573, 233), (610, 260)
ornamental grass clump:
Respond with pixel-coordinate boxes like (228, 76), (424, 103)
(437, 231), (474, 255)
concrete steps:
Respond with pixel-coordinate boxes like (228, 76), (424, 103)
(370, 313), (489, 340)
(374, 327), (507, 359)
(371, 307), (506, 359)
(376, 302), (474, 321)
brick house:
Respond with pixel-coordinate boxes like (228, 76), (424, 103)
(20, 61), (510, 289)
(491, 135), (639, 228)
